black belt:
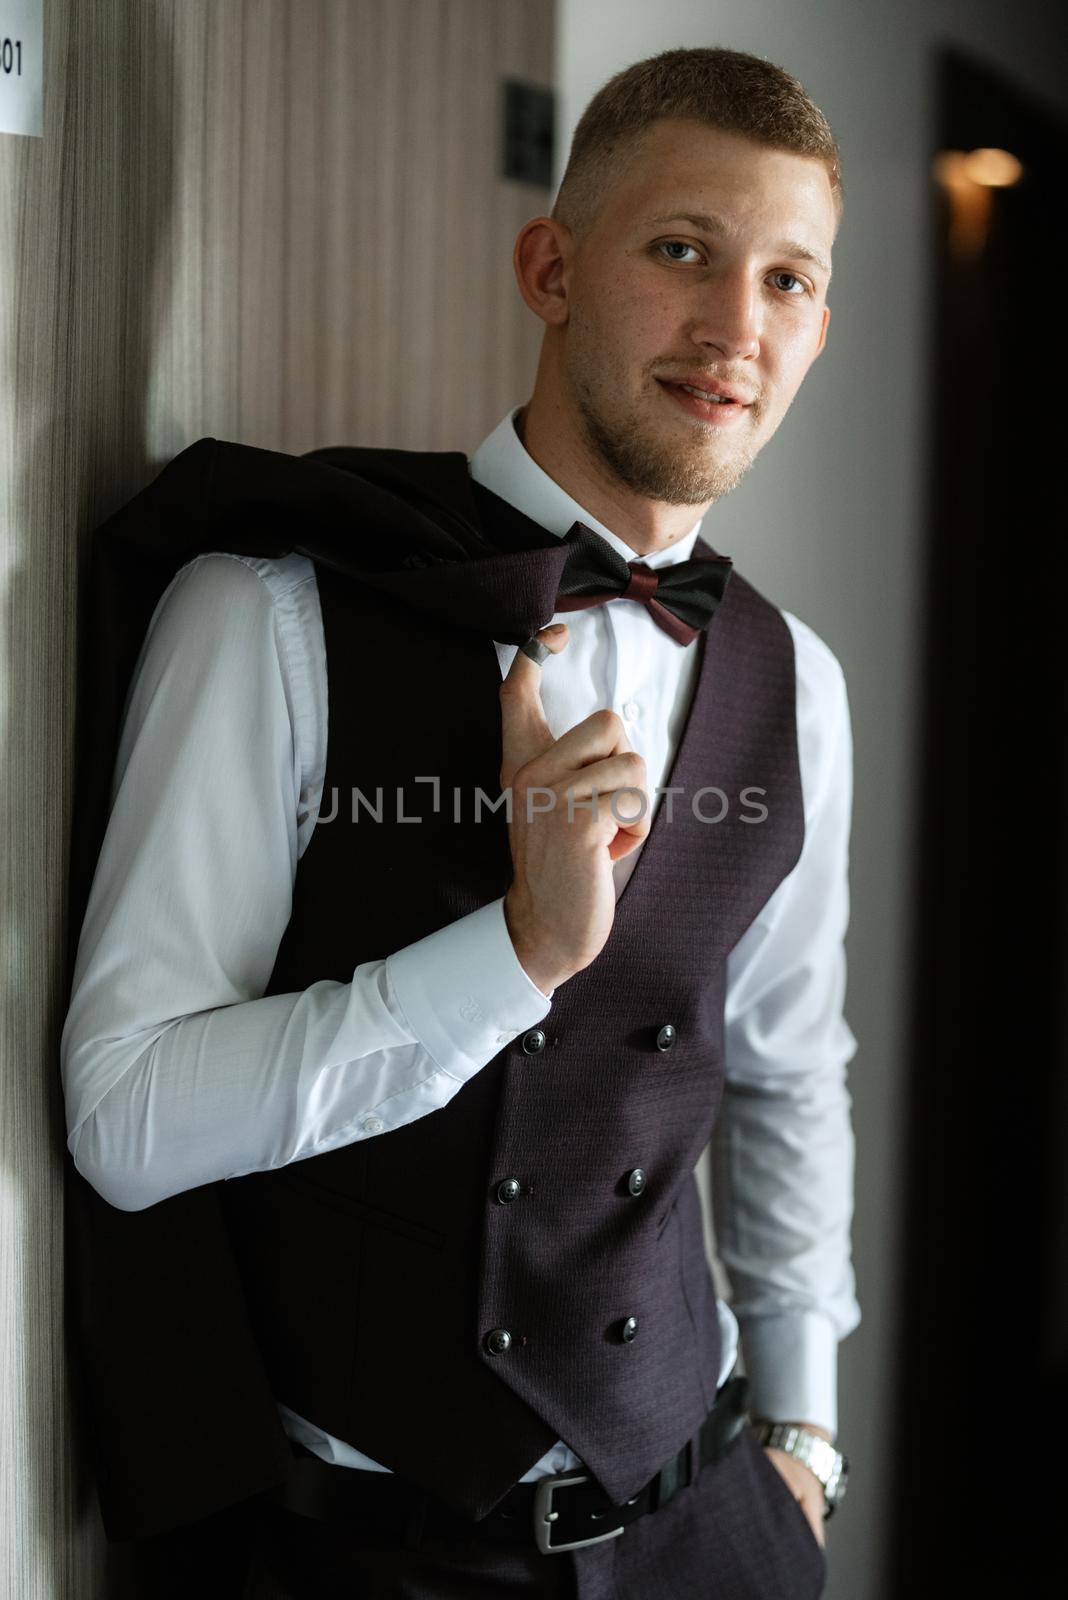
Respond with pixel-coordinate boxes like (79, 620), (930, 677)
(273, 1373), (750, 1556)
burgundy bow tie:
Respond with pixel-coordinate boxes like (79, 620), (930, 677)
(553, 520), (733, 646)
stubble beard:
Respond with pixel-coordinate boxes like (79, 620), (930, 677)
(571, 365), (760, 508)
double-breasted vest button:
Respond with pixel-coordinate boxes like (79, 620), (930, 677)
(521, 1029), (547, 1054)
(626, 1168), (646, 1197)
(620, 1316), (639, 1343)
(496, 1177), (522, 1204)
(484, 1328), (513, 1356)
(655, 1024), (677, 1052)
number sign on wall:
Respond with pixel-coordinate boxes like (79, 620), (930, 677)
(0, 2), (43, 138)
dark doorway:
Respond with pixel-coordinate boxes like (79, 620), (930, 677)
(891, 43), (1067, 1588)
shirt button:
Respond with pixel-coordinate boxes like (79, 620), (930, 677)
(627, 1168), (646, 1197)
(655, 1024), (678, 1052)
(521, 1029), (547, 1054)
(484, 1328), (513, 1356)
(496, 1177), (522, 1204)
(496, 1032), (513, 1046)
(620, 1316), (639, 1343)
(361, 1115), (385, 1134)
(623, 700), (640, 721)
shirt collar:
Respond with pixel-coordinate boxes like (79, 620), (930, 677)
(468, 406), (705, 569)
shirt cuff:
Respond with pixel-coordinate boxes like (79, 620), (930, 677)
(737, 1310), (839, 1440)
(385, 897), (553, 1083)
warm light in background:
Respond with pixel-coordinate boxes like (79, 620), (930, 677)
(961, 146), (1025, 186)
(931, 146), (1025, 261)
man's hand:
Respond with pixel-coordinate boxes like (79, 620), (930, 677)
(499, 622), (651, 994)
(762, 1421), (832, 1549)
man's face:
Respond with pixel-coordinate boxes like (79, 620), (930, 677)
(560, 118), (835, 507)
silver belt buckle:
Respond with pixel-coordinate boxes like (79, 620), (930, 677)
(533, 1471), (626, 1555)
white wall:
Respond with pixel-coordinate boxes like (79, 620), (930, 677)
(554, 4), (1066, 1595)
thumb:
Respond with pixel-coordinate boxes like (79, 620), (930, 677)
(499, 623), (569, 786)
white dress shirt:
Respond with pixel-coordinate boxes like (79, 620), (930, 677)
(61, 406), (860, 1483)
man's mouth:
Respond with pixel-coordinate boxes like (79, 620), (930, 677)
(656, 379), (751, 423)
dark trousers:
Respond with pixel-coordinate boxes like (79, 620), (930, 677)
(130, 1428), (826, 1600)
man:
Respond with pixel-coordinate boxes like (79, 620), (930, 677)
(61, 44), (859, 1599)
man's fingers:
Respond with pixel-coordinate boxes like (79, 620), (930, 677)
(499, 623), (569, 784)
(763, 1449), (828, 1550)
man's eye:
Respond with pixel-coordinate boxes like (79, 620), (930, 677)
(772, 271), (807, 295)
(657, 240), (702, 264)
(657, 244), (809, 295)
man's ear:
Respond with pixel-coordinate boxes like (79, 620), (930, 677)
(513, 217), (573, 328)
(814, 304), (830, 357)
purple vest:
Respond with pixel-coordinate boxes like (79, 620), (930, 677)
(219, 479), (805, 1520)
(65, 440), (803, 1538)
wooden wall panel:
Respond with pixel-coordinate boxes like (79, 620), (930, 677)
(0, 2), (554, 1592)
(147, 0), (555, 460)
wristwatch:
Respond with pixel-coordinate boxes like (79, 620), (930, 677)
(751, 1421), (849, 1518)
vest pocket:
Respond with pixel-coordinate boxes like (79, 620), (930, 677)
(656, 1196), (678, 1240)
(277, 1165), (447, 1251)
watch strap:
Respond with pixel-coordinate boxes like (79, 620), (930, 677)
(752, 1421), (848, 1517)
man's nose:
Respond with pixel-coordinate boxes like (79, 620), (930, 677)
(688, 272), (761, 362)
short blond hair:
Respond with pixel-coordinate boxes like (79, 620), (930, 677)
(553, 46), (843, 237)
